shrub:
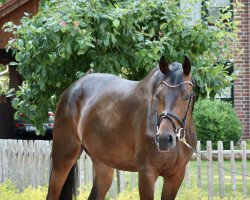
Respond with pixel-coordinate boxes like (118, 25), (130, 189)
(193, 99), (242, 149)
(0, 64), (9, 96)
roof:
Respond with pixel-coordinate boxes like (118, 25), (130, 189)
(0, 0), (31, 19)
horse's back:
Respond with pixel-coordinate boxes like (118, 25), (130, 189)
(70, 73), (136, 100)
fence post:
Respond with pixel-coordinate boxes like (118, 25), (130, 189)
(185, 162), (190, 188)
(109, 171), (118, 198)
(116, 170), (121, 193)
(2, 140), (8, 183)
(45, 140), (51, 185)
(117, 170), (126, 193)
(206, 141), (213, 200)
(0, 140), (3, 183)
(17, 140), (24, 190)
(33, 140), (39, 188)
(131, 172), (136, 189)
(7, 140), (14, 182)
(28, 140), (33, 187)
(84, 153), (88, 185)
(86, 155), (93, 185)
(12, 140), (18, 185)
(241, 141), (247, 198)
(23, 140), (29, 189)
(41, 140), (47, 186)
(78, 153), (85, 188)
(230, 141), (236, 194)
(196, 141), (202, 189)
(218, 141), (225, 198)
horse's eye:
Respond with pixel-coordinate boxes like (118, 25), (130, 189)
(155, 92), (159, 98)
(183, 94), (190, 101)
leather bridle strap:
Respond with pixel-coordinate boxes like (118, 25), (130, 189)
(162, 80), (193, 88)
(156, 81), (194, 136)
(181, 92), (194, 129)
(157, 111), (184, 132)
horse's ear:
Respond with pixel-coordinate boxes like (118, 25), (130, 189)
(159, 56), (169, 75)
(182, 56), (191, 76)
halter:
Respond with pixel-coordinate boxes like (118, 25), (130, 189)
(156, 80), (194, 141)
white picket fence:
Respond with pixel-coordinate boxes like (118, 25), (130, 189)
(0, 139), (249, 199)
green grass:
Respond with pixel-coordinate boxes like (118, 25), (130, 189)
(0, 152), (249, 199)
(186, 160), (250, 195)
(0, 181), (246, 200)
(123, 160), (249, 198)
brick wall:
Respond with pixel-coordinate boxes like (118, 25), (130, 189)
(234, 0), (250, 140)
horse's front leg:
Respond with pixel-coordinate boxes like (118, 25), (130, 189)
(138, 166), (157, 200)
(161, 170), (185, 200)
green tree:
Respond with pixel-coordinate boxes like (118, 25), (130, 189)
(5, 0), (242, 134)
(0, 0), (7, 4)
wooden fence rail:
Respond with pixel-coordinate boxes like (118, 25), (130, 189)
(0, 139), (249, 198)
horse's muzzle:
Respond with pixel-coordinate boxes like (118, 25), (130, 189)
(155, 131), (176, 152)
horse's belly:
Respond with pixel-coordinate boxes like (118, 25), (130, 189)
(83, 131), (138, 172)
(88, 149), (138, 172)
(102, 159), (138, 172)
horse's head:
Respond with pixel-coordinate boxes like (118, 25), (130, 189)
(155, 56), (195, 152)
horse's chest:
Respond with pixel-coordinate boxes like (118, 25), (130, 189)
(151, 149), (190, 175)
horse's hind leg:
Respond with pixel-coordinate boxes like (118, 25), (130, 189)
(47, 127), (82, 200)
(88, 161), (114, 200)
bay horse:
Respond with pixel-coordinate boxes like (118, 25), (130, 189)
(46, 56), (197, 200)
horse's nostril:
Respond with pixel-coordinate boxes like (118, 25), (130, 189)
(156, 134), (160, 143)
(168, 134), (173, 144)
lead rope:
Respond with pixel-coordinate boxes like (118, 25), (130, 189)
(175, 95), (250, 178)
(179, 138), (250, 178)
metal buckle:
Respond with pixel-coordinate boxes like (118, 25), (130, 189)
(176, 128), (185, 141)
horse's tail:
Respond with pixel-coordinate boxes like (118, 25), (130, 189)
(46, 162), (79, 200)
(59, 163), (78, 200)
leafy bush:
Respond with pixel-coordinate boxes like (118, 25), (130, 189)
(0, 76), (9, 96)
(0, 64), (9, 96)
(0, 0), (7, 4)
(5, 0), (242, 134)
(193, 99), (242, 149)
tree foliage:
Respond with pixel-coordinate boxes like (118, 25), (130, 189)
(0, 0), (7, 4)
(5, 0), (242, 134)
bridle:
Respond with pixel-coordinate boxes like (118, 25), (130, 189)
(156, 80), (195, 141)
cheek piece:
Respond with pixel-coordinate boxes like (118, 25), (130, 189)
(156, 81), (194, 141)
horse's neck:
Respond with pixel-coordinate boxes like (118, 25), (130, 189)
(135, 70), (162, 132)
(138, 68), (162, 96)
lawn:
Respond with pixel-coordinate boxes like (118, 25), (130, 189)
(185, 160), (249, 195)
(123, 160), (249, 198)
(0, 159), (249, 200)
